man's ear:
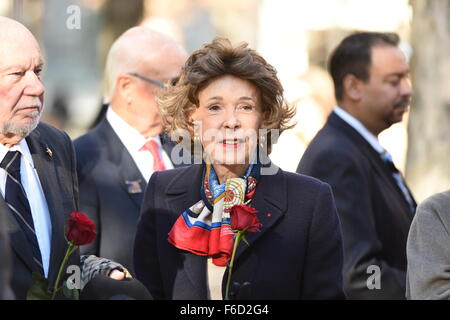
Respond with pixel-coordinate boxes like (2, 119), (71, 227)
(116, 75), (133, 104)
(343, 74), (363, 101)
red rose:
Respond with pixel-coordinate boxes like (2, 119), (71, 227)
(66, 211), (96, 245)
(230, 205), (261, 234)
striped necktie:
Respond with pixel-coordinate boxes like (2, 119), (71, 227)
(1, 151), (44, 274)
(380, 150), (416, 214)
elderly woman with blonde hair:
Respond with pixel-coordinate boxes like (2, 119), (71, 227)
(134, 38), (345, 300)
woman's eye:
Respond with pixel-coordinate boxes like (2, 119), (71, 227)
(208, 105), (221, 111)
(239, 105), (254, 111)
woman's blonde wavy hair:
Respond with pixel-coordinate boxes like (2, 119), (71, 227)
(157, 37), (295, 154)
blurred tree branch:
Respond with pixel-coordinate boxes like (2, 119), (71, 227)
(407, 0), (450, 201)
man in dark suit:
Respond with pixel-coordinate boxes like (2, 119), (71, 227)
(0, 16), (129, 299)
(297, 32), (416, 299)
(75, 27), (187, 275)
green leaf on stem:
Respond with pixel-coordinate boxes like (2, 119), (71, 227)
(62, 281), (79, 300)
(26, 272), (51, 300)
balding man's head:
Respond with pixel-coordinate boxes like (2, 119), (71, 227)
(0, 16), (37, 42)
(104, 26), (187, 104)
(0, 17), (44, 146)
(104, 26), (187, 138)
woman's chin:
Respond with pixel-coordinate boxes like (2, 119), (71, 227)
(208, 154), (248, 166)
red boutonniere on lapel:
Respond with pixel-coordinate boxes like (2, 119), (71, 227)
(225, 204), (261, 300)
(27, 211), (96, 300)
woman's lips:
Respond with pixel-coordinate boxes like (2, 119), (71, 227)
(220, 139), (244, 149)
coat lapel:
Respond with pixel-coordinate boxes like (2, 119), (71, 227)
(219, 163), (286, 298)
(117, 148), (145, 209)
(362, 146), (417, 214)
(233, 164), (286, 262)
(26, 128), (68, 283)
(98, 119), (146, 209)
(0, 197), (38, 273)
(165, 164), (208, 299)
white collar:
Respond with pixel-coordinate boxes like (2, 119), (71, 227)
(333, 106), (385, 154)
(0, 138), (35, 168)
(106, 107), (162, 151)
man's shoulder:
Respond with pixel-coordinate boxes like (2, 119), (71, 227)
(74, 135), (110, 177)
(279, 169), (333, 204)
(149, 164), (202, 193)
(298, 120), (370, 176)
(155, 164), (201, 181)
(283, 169), (327, 189)
(25, 122), (75, 168)
(415, 190), (450, 226)
(28, 122), (72, 154)
(303, 125), (361, 164)
(35, 121), (69, 140)
(421, 189), (450, 206)
(73, 120), (116, 168)
(313, 118), (355, 146)
(74, 120), (110, 151)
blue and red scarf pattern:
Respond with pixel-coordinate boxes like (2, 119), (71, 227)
(168, 163), (259, 266)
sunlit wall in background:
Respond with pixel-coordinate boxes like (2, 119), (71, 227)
(257, 0), (412, 173)
(1, 0), (446, 201)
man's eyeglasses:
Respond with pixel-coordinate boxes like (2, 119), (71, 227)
(127, 72), (165, 88)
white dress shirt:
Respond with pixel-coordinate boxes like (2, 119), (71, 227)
(207, 258), (226, 300)
(106, 108), (173, 182)
(0, 140), (52, 277)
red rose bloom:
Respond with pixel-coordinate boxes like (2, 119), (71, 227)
(66, 211), (96, 245)
(230, 205), (261, 234)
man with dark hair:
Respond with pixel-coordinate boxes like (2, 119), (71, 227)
(329, 33), (400, 102)
(297, 32), (416, 299)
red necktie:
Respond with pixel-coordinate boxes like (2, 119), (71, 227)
(141, 140), (166, 172)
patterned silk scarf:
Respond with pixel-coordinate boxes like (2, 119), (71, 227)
(168, 163), (260, 266)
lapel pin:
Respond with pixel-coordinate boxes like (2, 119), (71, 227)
(125, 180), (142, 194)
(45, 146), (53, 158)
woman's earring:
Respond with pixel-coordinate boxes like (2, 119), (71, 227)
(258, 128), (267, 150)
